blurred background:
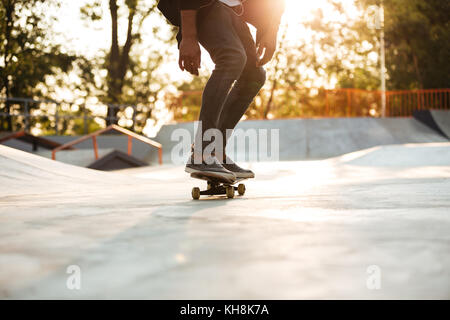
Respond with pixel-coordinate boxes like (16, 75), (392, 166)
(0, 0), (449, 137)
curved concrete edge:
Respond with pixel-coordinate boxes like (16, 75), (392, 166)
(414, 110), (450, 139)
(335, 142), (450, 167)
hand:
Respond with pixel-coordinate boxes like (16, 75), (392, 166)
(256, 29), (278, 67)
(179, 37), (201, 76)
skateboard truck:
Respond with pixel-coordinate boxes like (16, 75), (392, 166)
(190, 172), (246, 200)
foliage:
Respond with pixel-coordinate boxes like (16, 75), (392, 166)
(0, 0), (76, 131)
(79, 0), (176, 131)
(357, 0), (450, 89)
(1, 0), (449, 132)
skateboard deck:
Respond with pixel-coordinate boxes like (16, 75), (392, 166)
(190, 172), (249, 200)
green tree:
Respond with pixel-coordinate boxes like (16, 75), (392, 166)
(80, 0), (176, 129)
(357, 0), (450, 89)
(246, 1), (381, 119)
(0, 0), (76, 131)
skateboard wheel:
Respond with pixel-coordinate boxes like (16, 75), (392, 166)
(192, 187), (200, 200)
(237, 183), (246, 196)
(226, 186), (235, 199)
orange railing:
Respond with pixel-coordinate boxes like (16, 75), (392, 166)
(325, 88), (381, 117)
(170, 88), (450, 119)
(326, 88), (450, 117)
(51, 124), (163, 165)
(386, 89), (450, 117)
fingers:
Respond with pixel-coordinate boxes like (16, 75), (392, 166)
(189, 58), (200, 75)
(258, 54), (271, 67)
(179, 56), (196, 75)
(256, 45), (265, 60)
(178, 52), (185, 71)
(181, 57), (199, 75)
(179, 39), (201, 75)
(185, 59), (194, 74)
(179, 54), (201, 75)
(256, 44), (265, 67)
(189, 53), (201, 76)
(257, 46), (275, 67)
(190, 62), (199, 76)
(197, 53), (201, 71)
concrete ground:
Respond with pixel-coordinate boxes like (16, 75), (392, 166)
(0, 143), (449, 299)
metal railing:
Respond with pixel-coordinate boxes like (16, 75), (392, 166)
(386, 89), (450, 117)
(172, 88), (450, 120)
(325, 88), (450, 117)
(325, 88), (381, 117)
(2, 89), (449, 133)
(51, 124), (163, 165)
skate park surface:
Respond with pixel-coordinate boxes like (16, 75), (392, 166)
(1, 135), (450, 299)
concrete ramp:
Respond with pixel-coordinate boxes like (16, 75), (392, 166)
(1, 143), (450, 299)
(0, 145), (131, 197)
(414, 110), (450, 139)
(150, 118), (446, 163)
(337, 142), (450, 167)
(3, 135), (158, 165)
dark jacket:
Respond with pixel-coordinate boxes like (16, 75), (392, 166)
(157, 0), (214, 27)
(157, 0), (285, 44)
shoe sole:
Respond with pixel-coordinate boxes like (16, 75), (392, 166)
(185, 167), (236, 183)
(233, 172), (255, 179)
(222, 165), (255, 179)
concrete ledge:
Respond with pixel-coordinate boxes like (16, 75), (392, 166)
(148, 118), (447, 163)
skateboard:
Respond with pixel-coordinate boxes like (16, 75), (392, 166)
(190, 172), (248, 200)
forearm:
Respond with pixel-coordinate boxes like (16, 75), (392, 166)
(270, 0), (286, 33)
(247, 0), (286, 37)
(181, 10), (198, 40)
(255, 0), (285, 66)
(179, 9), (201, 75)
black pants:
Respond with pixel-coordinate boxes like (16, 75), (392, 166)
(195, 1), (266, 158)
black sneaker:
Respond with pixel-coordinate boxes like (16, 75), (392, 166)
(222, 156), (255, 179)
(185, 155), (236, 183)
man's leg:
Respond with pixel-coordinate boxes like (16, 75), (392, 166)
(217, 66), (266, 152)
(184, 2), (248, 182)
(217, 13), (266, 168)
(194, 2), (248, 156)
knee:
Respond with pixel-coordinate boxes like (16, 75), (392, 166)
(252, 67), (266, 88)
(216, 48), (247, 79)
(246, 67), (266, 92)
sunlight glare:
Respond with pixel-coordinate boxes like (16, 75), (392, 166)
(283, 0), (359, 43)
